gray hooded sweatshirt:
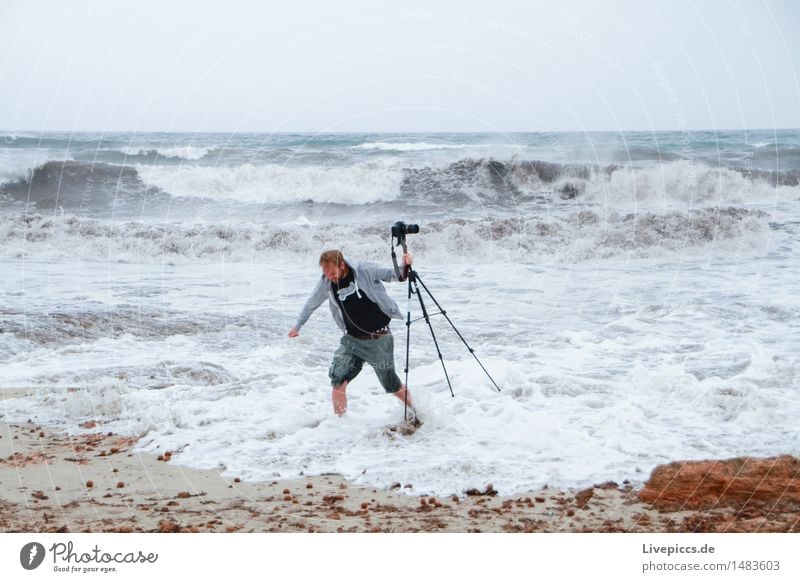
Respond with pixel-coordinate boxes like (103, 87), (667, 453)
(294, 260), (404, 334)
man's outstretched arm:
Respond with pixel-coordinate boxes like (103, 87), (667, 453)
(288, 277), (328, 337)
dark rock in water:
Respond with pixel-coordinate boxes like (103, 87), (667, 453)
(465, 483), (497, 497)
(558, 183), (580, 199)
(385, 417), (422, 437)
(639, 455), (800, 512)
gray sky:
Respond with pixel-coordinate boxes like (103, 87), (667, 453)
(1, 0), (798, 132)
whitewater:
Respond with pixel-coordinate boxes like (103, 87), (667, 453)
(1, 130), (798, 495)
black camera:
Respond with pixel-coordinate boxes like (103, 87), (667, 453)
(391, 221), (420, 239)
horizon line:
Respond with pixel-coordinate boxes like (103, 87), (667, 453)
(2, 127), (799, 135)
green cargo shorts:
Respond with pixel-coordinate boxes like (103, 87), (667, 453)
(328, 333), (402, 393)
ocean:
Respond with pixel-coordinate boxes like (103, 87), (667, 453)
(1, 130), (798, 495)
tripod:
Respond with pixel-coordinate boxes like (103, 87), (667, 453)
(391, 231), (502, 423)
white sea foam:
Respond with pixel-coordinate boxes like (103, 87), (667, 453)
(0, 150), (66, 186)
(115, 146), (214, 160)
(353, 142), (475, 152)
(0, 207), (773, 266)
(576, 161), (794, 208)
(157, 146), (214, 160)
(135, 159), (404, 204)
(2, 259), (798, 495)
(0, 165), (32, 187)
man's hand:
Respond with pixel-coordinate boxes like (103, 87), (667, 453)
(403, 252), (413, 266)
(288, 327), (299, 338)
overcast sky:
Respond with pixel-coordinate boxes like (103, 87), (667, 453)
(1, 0), (798, 133)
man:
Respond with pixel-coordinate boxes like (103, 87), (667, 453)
(288, 249), (417, 419)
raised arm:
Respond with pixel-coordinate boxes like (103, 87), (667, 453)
(378, 252), (414, 282)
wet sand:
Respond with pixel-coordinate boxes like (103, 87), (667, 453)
(1, 421), (795, 533)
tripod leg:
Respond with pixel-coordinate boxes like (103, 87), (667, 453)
(411, 272), (455, 397)
(414, 272), (502, 393)
(403, 277), (413, 420)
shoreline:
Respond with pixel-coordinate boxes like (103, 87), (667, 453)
(1, 422), (796, 533)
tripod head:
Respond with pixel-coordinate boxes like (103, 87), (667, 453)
(390, 221), (419, 250)
(390, 221), (419, 281)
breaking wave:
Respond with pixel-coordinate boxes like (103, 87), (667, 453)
(0, 207), (770, 265)
(2, 157), (797, 212)
(111, 145), (215, 161)
(352, 141), (476, 152)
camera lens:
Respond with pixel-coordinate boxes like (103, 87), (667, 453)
(391, 221), (420, 238)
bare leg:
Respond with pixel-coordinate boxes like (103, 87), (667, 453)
(332, 380), (348, 416)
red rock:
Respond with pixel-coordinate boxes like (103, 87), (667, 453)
(158, 520), (181, 533)
(639, 455), (800, 512)
(575, 488), (594, 508)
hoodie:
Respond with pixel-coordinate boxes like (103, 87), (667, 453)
(294, 260), (404, 334)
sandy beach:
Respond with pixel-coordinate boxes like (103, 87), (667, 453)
(2, 419), (797, 534)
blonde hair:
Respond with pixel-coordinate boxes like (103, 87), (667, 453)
(319, 249), (345, 266)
